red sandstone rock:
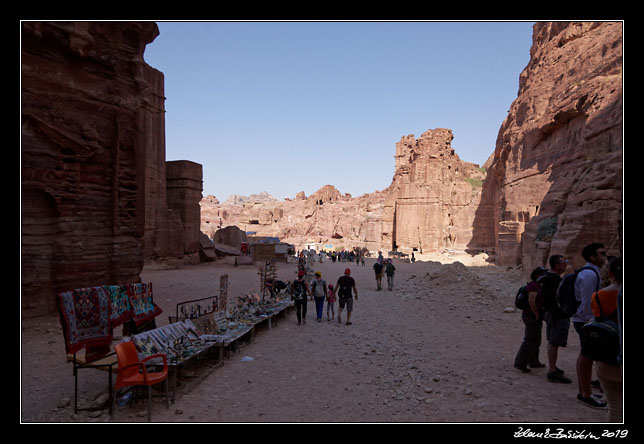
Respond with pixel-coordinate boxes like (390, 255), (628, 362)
(474, 22), (623, 269)
(21, 22), (204, 315)
(21, 22), (161, 314)
(199, 129), (485, 255)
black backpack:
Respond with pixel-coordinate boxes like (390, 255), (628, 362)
(580, 295), (620, 366)
(556, 266), (599, 317)
(515, 274), (549, 311)
(515, 284), (530, 311)
(292, 280), (307, 301)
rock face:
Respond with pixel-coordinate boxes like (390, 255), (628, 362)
(21, 22), (203, 315)
(387, 129), (486, 253)
(200, 129), (485, 254)
(166, 160), (204, 262)
(21, 22), (160, 313)
(470, 22), (623, 269)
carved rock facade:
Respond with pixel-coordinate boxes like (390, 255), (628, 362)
(21, 22), (203, 315)
(470, 22), (623, 269)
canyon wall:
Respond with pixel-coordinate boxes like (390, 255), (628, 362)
(21, 22), (203, 316)
(201, 22), (622, 270)
(470, 22), (623, 270)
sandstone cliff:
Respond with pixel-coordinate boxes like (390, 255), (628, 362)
(21, 22), (204, 315)
(470, 22), (623, 269)
(22, 22), (161, 313)
(200, 129), (486, 254)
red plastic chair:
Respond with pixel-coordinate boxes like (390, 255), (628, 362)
(111, 341), (169, 421)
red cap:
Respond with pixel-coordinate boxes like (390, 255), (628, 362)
(298, 270), (305, 276)
(344, 268), (351, 275)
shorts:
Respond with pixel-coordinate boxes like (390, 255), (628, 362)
(545, 312), (570, 347)
(339, 296), (353, 312)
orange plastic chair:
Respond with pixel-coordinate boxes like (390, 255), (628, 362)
(111, 341), (169, 421)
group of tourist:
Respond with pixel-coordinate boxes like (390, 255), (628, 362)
(372, 251), (396, 291)
(513, 242), (623, 422)
(290, 268), (358, 326)
(297, 249), (367, 266)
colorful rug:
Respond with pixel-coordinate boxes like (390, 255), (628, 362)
(57, 286), (112, 355)
(125, 282), (163, 326)
(103, 285), (132, 327)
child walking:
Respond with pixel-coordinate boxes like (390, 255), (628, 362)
(327, 284), (336, 321)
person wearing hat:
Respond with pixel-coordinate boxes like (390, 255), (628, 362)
(311, 271), (328, 322)
(335, 268), (358, 325)
(290, 269), (310, 325)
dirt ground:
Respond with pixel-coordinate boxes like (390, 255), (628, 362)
(20, 252), (611, 424)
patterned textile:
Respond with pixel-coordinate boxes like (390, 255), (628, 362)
(125, 282), (163, 326)
(103, 285), (132, 327)
(57, 287), (112, 354)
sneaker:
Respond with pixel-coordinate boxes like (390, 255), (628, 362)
(577, 394), (606, 409)
(547, 372), (572, 384)
(514, 365), (531, 373)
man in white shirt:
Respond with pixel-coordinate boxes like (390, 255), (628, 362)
(573, 242), (607, 409)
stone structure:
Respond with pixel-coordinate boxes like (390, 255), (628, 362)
(200, 129), (485, 255)
(387, 129), (486, 253)
(166, 160), (204, 263)
(470, 22), (623, 269)
(21, 22), (203, 315)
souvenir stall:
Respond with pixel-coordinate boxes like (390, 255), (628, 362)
(57, 282), (163, 414)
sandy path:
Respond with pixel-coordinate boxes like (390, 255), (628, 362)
(21, 255), (609, 423)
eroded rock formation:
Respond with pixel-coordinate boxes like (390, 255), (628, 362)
(200, 129), (485, 254)
(201, 22), (622, 269)
(21, 22), (203, 315)
(387, 129), (486, 253)
(21, 22), (161, 313)
(470, 22), (623, 269)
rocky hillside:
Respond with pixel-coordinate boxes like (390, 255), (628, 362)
(200, 128), (486, 254)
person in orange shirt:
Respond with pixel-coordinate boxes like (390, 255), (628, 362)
(591, 257), (621, 322)
(591, 256), (622, 423)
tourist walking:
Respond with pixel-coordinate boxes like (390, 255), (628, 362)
(573, 243), (607, 409)
(514, 266), (547, 373)
(290, 270), (310, 325)
(311, 271), (327, 322)
(336, 268), (358, 325)
(592, 256), (622, 421)
(373, 260), (384, 290)
(327, 284), (336, 321)
(385, 259), (396, 291)
(540, 254), (572, 383)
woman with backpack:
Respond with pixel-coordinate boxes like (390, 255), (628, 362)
(311, 271), (327, 322)
(514, 266), (547, 373)
(591, 256), (622, 422)
(290, 270), (310, 325)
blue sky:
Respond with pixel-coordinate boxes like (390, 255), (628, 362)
(143, 21), (535, 202)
